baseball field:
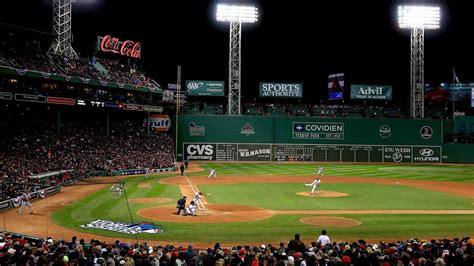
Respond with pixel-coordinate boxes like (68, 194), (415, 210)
(4, 162), (474, 247)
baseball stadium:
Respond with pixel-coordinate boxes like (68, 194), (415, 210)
(1, 1), (474, 265)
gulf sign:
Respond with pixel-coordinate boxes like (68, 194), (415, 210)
(148, 114), (171, 132)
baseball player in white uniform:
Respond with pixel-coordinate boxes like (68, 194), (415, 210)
(145, 167), (151, 179)
(184, 201), (198, 216)
(305, 177), (321, 195)
(317, 166), (324, 176)
(208, 168), (217, 178)
(193, 191), (203, 210)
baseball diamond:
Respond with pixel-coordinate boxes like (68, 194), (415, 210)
(2, 162), (474, 248)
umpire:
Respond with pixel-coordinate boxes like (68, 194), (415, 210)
(176, 196), (187, 215)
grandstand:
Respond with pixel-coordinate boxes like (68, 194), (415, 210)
(1, 2), (474, 266)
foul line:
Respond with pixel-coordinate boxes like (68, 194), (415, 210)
(183, 174), (206, 211)
(271, 210), (474, 215)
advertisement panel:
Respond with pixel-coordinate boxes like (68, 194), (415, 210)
(15, 94), (46, 103)
(259, 82), (303, 98)
(143, 105), (163, 113)
(185, 80), (225, 96)
(0, 200), (10, 211)
(328, 73), (344, 100)
(471, 88), (474, 107)
(188, 122), (206, 136)
(122, 104), (143, 111)
(97, 35), (141, 59)
(183, 143), (216, 160)
(350, 85), (393, 100)
(293, 122), (344, 140)
(412, 146), (441, 163)
(383, 146), (412, 163)
(0, 92), (12, 100)
(237, 144), (271, 161)
(47, 96), (76, 105)
(148, 114), (171, 132)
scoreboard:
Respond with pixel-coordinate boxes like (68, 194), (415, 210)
(183, 143), (442, 163)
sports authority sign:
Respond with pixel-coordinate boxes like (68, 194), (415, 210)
(97, 35), (141, 59)
(185, 81), (225, 96)
(259, 82), (303, 98)
(183, 143), (216, 160)
(293, 122), (344, 140)
(350, 85), (393, 100)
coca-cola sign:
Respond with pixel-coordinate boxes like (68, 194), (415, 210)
(98, 35), (141, 59)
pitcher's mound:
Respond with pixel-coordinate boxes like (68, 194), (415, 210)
(129, 198), (172, 203)
(137, 204), (273, 223)
(300, 216), (361, 227)
(297, 191), (348, 197)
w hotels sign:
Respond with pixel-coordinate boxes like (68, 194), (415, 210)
(97, 35), (141, 59)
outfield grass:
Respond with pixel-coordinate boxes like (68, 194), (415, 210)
(192, 163), (474, 183)
(52, 163), (474, 243)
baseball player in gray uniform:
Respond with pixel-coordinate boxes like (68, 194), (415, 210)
(305, 177), (321, 195)
(208, 168), (217, 178)
(317, 166), (324, 176)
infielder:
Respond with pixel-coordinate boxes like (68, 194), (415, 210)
(208, 168), (217, 178)
(317, 166), (324, 176)
(193, 191), (204, 210)
(305, 177), (321, 195)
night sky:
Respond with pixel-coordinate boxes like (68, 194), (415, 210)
(1, 0), (473, 103)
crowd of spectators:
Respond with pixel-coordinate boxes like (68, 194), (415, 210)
(0, 231), (473, 266)
(0, 119), (175, 201)
(0, 39), (159, 90)
(0, 77), (161, 106)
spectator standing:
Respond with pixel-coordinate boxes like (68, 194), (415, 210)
(317, 229), (330, 246)
(287, 233), (306, 253)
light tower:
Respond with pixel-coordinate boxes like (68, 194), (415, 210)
(216, 4), (258, 115)
(49, 0), (78, 59)
(398, 5), (440, 118)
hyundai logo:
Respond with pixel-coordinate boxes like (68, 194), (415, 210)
(419, 148), (434, 157)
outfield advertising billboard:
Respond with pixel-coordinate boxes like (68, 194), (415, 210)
(237, 144), (271, 161)
(182, 142), (441, 163)
(185, 80), (225, 96)
(292, 122), (344, 140)
(350, 85), (392, 100)
(259, 82), (303, 98)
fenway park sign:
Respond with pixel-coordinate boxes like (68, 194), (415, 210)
(98, 35), (141, 59)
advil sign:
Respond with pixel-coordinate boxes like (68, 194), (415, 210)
(98, 35), (141, 59)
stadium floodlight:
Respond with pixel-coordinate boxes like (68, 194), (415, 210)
(216, 4), (258, 23)
(398, 6), (440, 29)
(397, 5), (440, 118)
(216, 4), (258, 115)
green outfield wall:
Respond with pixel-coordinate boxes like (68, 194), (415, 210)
(177, 115), (450, 163)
